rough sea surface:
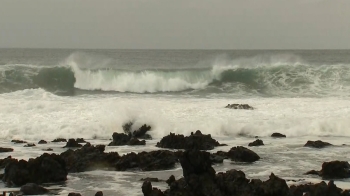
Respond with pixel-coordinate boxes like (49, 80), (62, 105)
(1, 49), (350, 195)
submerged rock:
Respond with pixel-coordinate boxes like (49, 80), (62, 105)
(225, 104), (254, 110)
(24, 143), (36, 147)
(115, 150), (177, 171)
(20, 183), (48, 195)
(11, 140), (27, 144)
(51, 138), (67, 142)
(248, 139), (264, 147)
(38, 140), (47, 144)
(3, 153), (67, 186)
(64, 139), (82, 148)
(60, 143), (120, 172)
(156, 130), (224, 150)
(227, 146), (260, 163)
(305, 160), (350, 179)
(108, 132), (146, 146)
(0, 147), (13, 153)
(271, 132), (286, 138)
(304, 140), (332, 148)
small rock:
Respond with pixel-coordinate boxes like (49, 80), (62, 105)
(140, 177), (162, 182)
(271, 133), (286, 138)
(24, 143), (36, 147)
(20, 183), (48, 195)
(227, 146), (260, 163)
(304, 140), (332, 148)
(42, 148), (53, 151)
(38, 140), (47, 144)
(248, 139), (264, 147)
(76, 138), (86, 143)
(95, 191), (103, 196)
(11, 140), (27, 144)
(51, 138), (67, 142)
(225, 104), (254, 110)
(0, 147), (13, 153)
(64, 139), (82, 148)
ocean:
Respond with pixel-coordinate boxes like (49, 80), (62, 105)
(1, 49), (350, 195)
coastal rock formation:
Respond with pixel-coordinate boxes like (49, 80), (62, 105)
(115, 150), (177, 171)
(271, 132), (286, 138)
(2, 153), (67, 186)
(0, 156), (16, 169)
(227, 146), (260, 163)
(51, 138), (67, 142)
(20, 183), (48, 195)
(108, 132), (146, 146)
(123, 122), (152, 140)
(0, 147), (13, 153)
(306, 161), (350, 179)
(225, 104), (254, 110)
(60, 143), (120, 172)
(304, 140), (332, 148)
(24, 143), (36, 147)
(11, 140), (27, 144)
(156, 130), (224, 150)
(64, 139), (82, 148)
(248, 139), (264, 147)
(38, 140), (47, 144)
(76, 138), (87, 143)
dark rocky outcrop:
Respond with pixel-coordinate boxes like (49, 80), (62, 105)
(225, 104), (254, 110)
(306, 161), (350, 179)
(142, 181), (165, 196)
(304, 140), (332, 148)
(64, 139), (82, 148)
(115, 150), (177, 171)
(227, 146), (260, 163)
(3, 153), (67, 186)
(68, 193), (82, 196)
(42, 148), (53, 151)
(51, 138), (67, 142)
(290, 180), (348, 196)
(0, 147), (13, 153)
(11, 140), (27, 144)
(140, 177), (163, 182)
(38, 140), (47, 144)
(248, 139), (264, 147)
(271, 133), (286, 138)
(60, 143), (120, 172)
(123, 122), (152, 140)
(95, 191), (103, 196)
(76, 138), (87, 143)
(20, 183), (48, 195)
(108, 132), (146, 146)
(156, 130), (224, 150)
(24, 143), (36, 147)
(0, 156), (16, 169)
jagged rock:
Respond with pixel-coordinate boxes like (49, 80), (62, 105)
(305, 161), (350, 179)
(95, 191), (103, 196)
(290, 180), (346, 196)
(123, 122), (152, 140)
(142, 181), (164, 196)
(261, 173), (290, 195)
(11, 140), (27, 144)
(0, 147), (13, 152)
(60, 143), (120, 172)
(64, 139), (82, 148)
(304, 140), (332, 148)
(24, 143), (36, 147)
(0, 156), (16, 169)
(76, 138), (87, 143)
(108, 133), (146, 146)
(225, 104), (254, 110)
(156, 130), (224, 150)
(271, 133), (286, 138)
(20, 183), (48, 195)
(166, 175), (175, 186)
(52, 138), (67, 142)
(3, 153), (67, 186)
(116, 150), (177, 171)
(38, 140), (47, 144)
(248, 139), (264, 147)
(227, 146), (260, 163)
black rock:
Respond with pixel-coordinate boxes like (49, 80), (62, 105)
(305, 160), (350, 179)
(142, 181), (164, 196)
(0, 156), (16, 169)
(227, 146), (260, 163)
(123, 122), (152, 140)
(248, 139), (264, 147)
(52, 138), (67, 142)
(24, 143), (36, 147)
(304, 140), (332, 148)
(68, 193), (82, 196)
(38, 140), (47, 144)
(225, 104), (254, 110)
(11, 140), (27, 144)
(64, 139), (82, 148)
(271, 133), (286, 138)
(108, 132), (131, 146)
(0, 147), (13, 153)
(156, 130), (224, 150)
(42, 148), (53, 151)
(128, 138), (146, 145)
(76, 138), (87, 143)
(95, 191), (103, 196)
(3, 153), (67, 186)
(290, 180), (346, 196)
(20, 183), (48, 195)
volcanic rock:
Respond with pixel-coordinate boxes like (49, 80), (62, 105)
(271, 132), (286, 138)
(305, 160), (350, 179)
(227, 146), (260, 163)
(64, 139), (82, 148)
(248, 139), (264, 147)
(20, 183), (48, 195)
(225, 104), (254, 110)
(38, 140), (47, 144)
(24, 143), (36, 147)
(51, 138), (67, 142)
(0, 147), (13, 153)
(11, 140), (27, 144)
(304, 140), (332, 148)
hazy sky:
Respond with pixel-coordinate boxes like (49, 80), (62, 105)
(0, 0), (349, 49)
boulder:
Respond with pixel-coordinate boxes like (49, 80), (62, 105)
(108, 133), (146, 146)
(3, 153), (67, 186)
(60, 143), (120, 172)
(271, 133), (286, 138)
(142, 181), (165, 196)
(52, 138), (67, 142)
(68, 193), (82, 196)
(304, 140), (332, 148)
(0, 147), (13, 153)
(24, 143), (36, 147)
(227, 146), (260, 163)
(38, 140), (47, 144)
(123, 122), (152, 140)
(0, 156), (16, 169)
(290, 180), (346, 196)
(248, 139), (264, 147)
(305, 161), (350, 179)
(76, 138), (87, 143)
(140, 177), (163, 182)
(11, 140), (27, 144)
(95, 191), (103, 196)
(64, 139), (82, 148)
(156, 130), (224, 150)
(225, 104), (254, 110)
(116, 150), (177, 171)
(128, 138), (146, 145)
(20, 183), (48, 195)
(42, 148), (53, 151)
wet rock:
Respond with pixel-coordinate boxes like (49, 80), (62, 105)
(156, 130), (224, 150)
(248, 139), (264, 147)
(123, 122), (152, 140)
(305, 170), (320, 176)
(225, 104), (254, 110)
(116, 150), (177, 171)
(227, 146), (260, 163)
(210, 154), (225, 164)
(128, 138), (146, 145)
(261, 173), (290, 195)
(271, 133), (286, 138)
(68, 193), (82, 196)
(0, 147), (13, 153)
(76, 138), (87, 143)
(64, 139), (82, 148)
(3, 153), (67, 186)
(142, 181), (164, 196)
(305, 161), (350, 179)
(0, 156), (16, 169)
(11, 140), (27, 144)
(95, 191), (103, 196)
(140, 177), (162, 182)
(60, 143), (120, 172)
(38, 140), (47, 144)
(304, 140), (332, 148)
(51, 138), (67, 142)
(108, 133), (146, 146)
(24, 143), (36, 147)
(20, 183), (48, 195)
(42, 148), (53, 151)
(290, 180), (345, 196)
(166, 175), (175, 186)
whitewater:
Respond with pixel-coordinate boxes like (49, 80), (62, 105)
(1, 49), (350, 195)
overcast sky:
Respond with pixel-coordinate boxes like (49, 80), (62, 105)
(0, 0), (349, 49)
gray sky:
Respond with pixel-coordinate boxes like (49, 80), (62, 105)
(0, 0), (349, 49)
